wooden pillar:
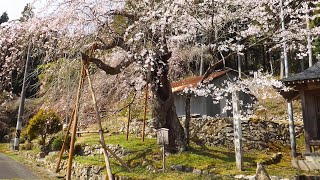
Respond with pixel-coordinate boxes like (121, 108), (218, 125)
(300, 90), (312, 153)
(126, 104), (131, 141)
(185, 95), (191, 145)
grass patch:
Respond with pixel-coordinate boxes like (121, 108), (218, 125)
(74, 134), (320, 179)
(1, 133), (320, 179)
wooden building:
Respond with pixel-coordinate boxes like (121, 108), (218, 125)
(171, 70), (254, 118)
(281, 61), (320, 171)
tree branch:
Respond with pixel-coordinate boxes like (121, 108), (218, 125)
(108, 10), (136, 21)
(81, 53), (134, 75)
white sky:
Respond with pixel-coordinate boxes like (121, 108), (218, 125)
(0, 0), (34, 20)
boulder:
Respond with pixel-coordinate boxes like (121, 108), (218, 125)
(255, 163), (270, 180)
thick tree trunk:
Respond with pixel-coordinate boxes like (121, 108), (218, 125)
(150, 53), (186, 153)
(151, 83), (186, 152)
(84, 43), (186, 153)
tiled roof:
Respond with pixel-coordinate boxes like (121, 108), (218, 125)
(171, 70), (230, 93)
(282, 61), (320, 83)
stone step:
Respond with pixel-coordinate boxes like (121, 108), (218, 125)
(305, 155), (320, 162)
(292, 159), (320, 171)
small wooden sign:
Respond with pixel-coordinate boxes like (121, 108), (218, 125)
(157, 128), (169, 145)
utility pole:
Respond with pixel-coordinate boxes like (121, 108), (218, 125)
(14, 43), (31, 150)
(305, 2), (313, 68)
(280, 0), (297, 157)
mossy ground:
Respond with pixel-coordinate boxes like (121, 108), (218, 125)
(72, 134), (320, 178)
(1, 133), (320, 179)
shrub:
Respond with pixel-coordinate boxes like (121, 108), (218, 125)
(19, 127), (29, 144)
(74, 144), (84, 155)
(26, 109), (62, 147)
(21, 142), (33, 150)
(51, 132), (71, 151)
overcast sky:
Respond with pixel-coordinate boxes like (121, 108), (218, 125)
(0, 0), (34, 20)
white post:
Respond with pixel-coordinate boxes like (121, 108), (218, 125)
(269, 51), (274, 75)
(280, 0), (297, 157)
(14, 43), (31, 150)
(200, 53), (204, 75)
(232, 91), (243, 170)
(306, 3), (313, 67)
(280, 0), (289, 78)
(238, 54), (241, 78)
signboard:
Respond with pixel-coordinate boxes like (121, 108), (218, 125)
(157, 128), (169, 145)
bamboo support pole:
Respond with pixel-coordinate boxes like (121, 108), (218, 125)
(126, 104), (131, 141)
(55, 109), (75, 173)
(76, 130), (108, 134)
(142, 84), (148, 142)
(84, 65), (113, 180)
(66, 63), (85, 180)
(99, 140), (133, 172)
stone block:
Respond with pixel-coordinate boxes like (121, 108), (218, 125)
(292, 159), (320, 171)
(305, 155), (320, 162)
(192, 169), (202, 175)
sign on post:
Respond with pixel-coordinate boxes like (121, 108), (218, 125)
(157, 128), (169, 173)
(157, 128), (169, 145)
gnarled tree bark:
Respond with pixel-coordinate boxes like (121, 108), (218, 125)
(150, 52), (186, 152)
(82, 43), (186, 152)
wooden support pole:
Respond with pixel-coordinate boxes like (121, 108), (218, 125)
(56, 109), (75, 173)
(99, 140), (133, 172)
(76, 130), (108, 134)
(66, 63), (85, 180)
(126, 104), (131, 141)
(142, 84), (148, 142)
(84, 65), (113, 180)
(185, 95), (191, 146)
(162, 144), (166, 173)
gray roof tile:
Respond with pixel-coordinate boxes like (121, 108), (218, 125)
(282, 61), (320, 82)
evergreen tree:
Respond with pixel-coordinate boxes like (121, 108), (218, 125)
(20, 3), (34, 22)
(0, 12), (9, 24)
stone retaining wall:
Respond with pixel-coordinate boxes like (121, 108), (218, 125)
(119, 117), (303, 151)
(23, 151), (107, 179)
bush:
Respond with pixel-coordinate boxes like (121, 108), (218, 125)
(19, 127), (28, 144)
(26, 109), (62, 147)
(51, 132), (71, 151)
(21, 142), (33, 150)
(74, 144), (83, 155)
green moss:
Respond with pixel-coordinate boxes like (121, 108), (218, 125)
(2, 132), (320, 179)
(74, 134), (320, 178)
(74, 154), (105, 166)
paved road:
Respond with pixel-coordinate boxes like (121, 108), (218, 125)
(0, 153), (40, 179)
